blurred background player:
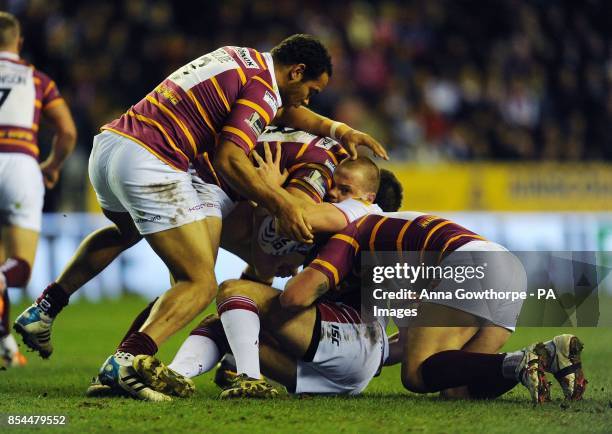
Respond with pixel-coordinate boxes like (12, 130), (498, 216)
(14, 34), (386, 400)
(0, 12), (76, 368)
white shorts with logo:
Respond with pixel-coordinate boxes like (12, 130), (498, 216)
(89, 130), (235, 235)
(428, 240), (527, 331)
(295, 301), (388, 395)
(0, 153), (44, 231)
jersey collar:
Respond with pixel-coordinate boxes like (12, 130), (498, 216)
(262, 52), (282, 108)
(0, 51), (20, 60)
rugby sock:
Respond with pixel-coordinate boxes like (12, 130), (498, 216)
(117, 331), (158, 356)
(168, 319), (228, 378)
(0, 289), (9, 337)
(0, 257), (31, 288)
(218, 296), (261, 379)
(36, 282), (70, 318)
(421, 350), (515, 396)
(118, 298), (158, 346)
(0, 333), (19, 357)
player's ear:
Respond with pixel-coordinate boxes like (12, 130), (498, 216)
(289, 64), (305, 82)
(365, 191), (376, 203)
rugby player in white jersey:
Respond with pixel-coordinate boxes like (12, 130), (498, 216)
(0, 12), (76, 368)
(14, 34), (387, 400)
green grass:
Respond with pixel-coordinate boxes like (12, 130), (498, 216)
(1, 295), (611, 433)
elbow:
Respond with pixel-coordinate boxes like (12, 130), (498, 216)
(59, 126), (78, 147)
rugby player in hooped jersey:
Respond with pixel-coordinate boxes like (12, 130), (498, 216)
(15, 34), (387, 400)
(152, 211), (585, 401)
(0, 12), (76, 368)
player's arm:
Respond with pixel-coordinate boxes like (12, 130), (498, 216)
(215, 142), (313, 243)
(279, 267), (330, 311)
(275, 106), (388, 160)
(40, 100), (77, 188)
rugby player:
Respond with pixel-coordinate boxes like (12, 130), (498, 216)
(15, 34), (386, 400)
(0, 12), (76, 368)
(127, 176), (405, 398)
(158, 210), (585, 402)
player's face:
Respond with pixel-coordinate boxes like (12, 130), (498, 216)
(327, 166), (370, 203)
(283, 69), (329, 108)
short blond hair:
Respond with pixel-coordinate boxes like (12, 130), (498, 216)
(0, 12), (20, 49)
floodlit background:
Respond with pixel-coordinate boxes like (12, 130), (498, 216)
(3, 0), (612, 300)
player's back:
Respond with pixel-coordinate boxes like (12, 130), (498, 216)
(0, 53), (62, 160)
(196, 126), (349, 202)
(103, 46), (282, 172)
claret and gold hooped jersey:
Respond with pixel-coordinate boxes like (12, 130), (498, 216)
(196, 126), (350, 202)
(0, 51), (63, 160)
(309, 212), (486, 303)
(103, 46), (283, 173)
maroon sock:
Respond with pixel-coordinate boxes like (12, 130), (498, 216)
(0, 257), (31, 287)
(190, 318), (230, 354)
(118, 298), (158, 346)
(421, 350), (510, 393)
(467, 377), (519, 399)
(0, 290), (9, 337)
(36, 282), (70, 318)
(117, 331), (158, 356)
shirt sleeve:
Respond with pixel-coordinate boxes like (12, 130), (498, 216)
(36, 70), (63, 110)
(308, 224), (360, 290)
(286, 147), (334, 203)
(220, 73), (279, 155)
(332, 199), (382, 224)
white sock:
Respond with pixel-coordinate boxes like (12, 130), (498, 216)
(1, 334), (19, 356)
(219, 306), (261, 379)
(168, 335), (221, 378)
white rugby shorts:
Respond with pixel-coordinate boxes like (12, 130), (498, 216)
(427, 240), (527, 331)
(89, 130), (235, 235)
(0, 153), (44, 231)
(295, 301), (388, 395)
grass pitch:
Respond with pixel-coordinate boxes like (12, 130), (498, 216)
(1, 295), (611, 433)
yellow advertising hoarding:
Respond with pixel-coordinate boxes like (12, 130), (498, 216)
(384, 162), (612, 211)
(86, 162), (612, 212)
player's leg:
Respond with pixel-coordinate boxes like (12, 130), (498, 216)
(0, 225), (38, 366)
(400, 303), (550, 403)
(440, 325), (513, 399)
(13, 210), (141, 358)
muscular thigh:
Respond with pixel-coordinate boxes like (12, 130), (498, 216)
(0, 225), (40, 267)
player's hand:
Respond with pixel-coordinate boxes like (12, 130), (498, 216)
(252, 142), (288, 187)
(340, 129), (389, 160)
(275, 196), (313, 244)
(39, 160), (61, 189)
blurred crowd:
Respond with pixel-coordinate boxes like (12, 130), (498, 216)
(4, 0), (612, 208)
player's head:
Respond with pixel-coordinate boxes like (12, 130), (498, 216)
(375, 169), (403, 212)
(0, 12), (21, 52)
(327, 156), (380, 204)
(272, 34), (332, 108)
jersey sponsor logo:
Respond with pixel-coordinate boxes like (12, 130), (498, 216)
(210, 48), (234, 64)
(245, 112), (265, 137)
(263, 91), (278, 113)
(235, 47), (259, 69)
(304, 169), (327, 198)
(324, 159), (336, 173)
(314, 137), (338, 150)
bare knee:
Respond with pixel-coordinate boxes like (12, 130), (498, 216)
(218, 279), (255, 302)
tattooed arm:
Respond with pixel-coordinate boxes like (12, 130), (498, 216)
(279, 267), (330, 311)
